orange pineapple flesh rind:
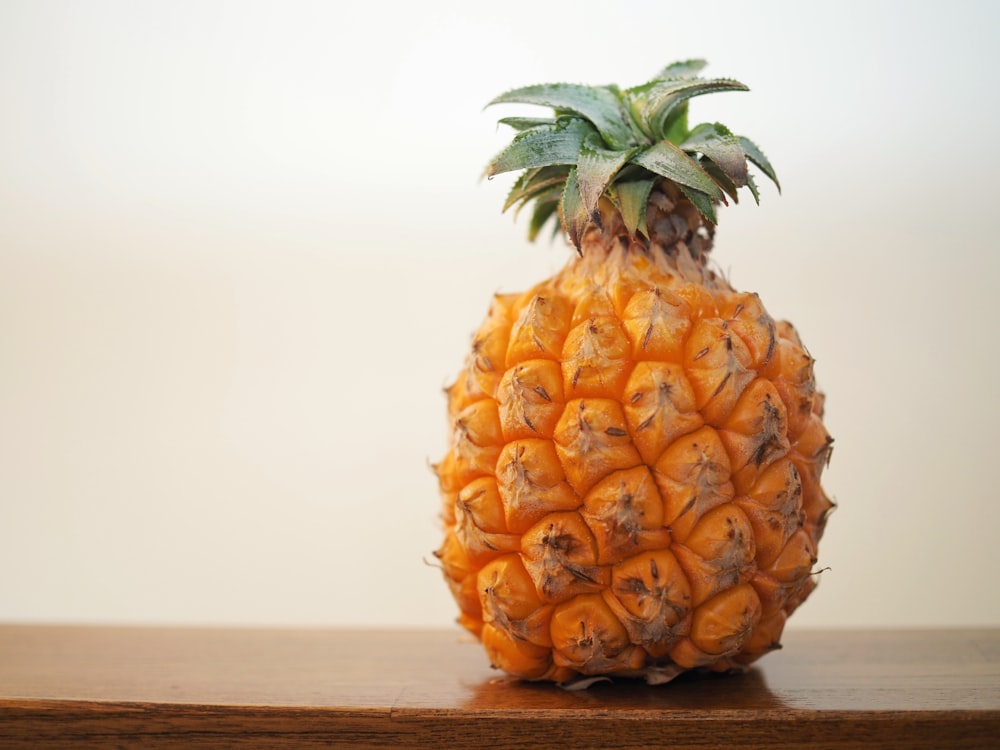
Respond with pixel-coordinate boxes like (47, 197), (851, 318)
(436, 63), (831, 684)
(435, 183), (833, 683)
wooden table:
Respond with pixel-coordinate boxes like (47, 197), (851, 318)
(0, 625), (997, 748)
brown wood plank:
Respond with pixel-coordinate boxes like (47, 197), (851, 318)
(1, 625), (998, 748)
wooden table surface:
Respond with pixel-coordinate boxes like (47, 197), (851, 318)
(0, 625), (997, 749)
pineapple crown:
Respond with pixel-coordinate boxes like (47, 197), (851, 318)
(485, 60), (780, 249)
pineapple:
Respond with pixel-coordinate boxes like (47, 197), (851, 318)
(435, 61), (834, 684)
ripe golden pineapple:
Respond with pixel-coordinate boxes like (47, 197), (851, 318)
(435, 61), (834, 684)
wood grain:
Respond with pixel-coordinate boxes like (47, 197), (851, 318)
(1, 625), (998, 748)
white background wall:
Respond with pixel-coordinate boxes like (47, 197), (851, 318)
(2, 0), (999, 630)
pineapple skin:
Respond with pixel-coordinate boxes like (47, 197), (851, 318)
(435, 185), (833, 683)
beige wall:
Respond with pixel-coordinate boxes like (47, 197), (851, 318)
(2, 0), (999, 629)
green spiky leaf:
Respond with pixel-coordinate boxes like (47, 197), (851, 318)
(527, 192), (560, 241)
(614, 178), (656, 238)
(489, 83), (635, 150)
(487, 119), (596, 177)
(497, 116), (555, 132)
(560, 167), (590, 250)
(661, 101), (690, 145)
(682, 123), (748, 187)
(678, 184), (718, 224)
(739, 136), (780, 192)
(577, 134), (638, 218)
(631, 141), (724, 199)
(701, 160), (740, 204)
(656, 59), (708, 79)
(643, 78), (749, 141)
(503, 166), (572, 213)
(746, 172), (761, 204)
